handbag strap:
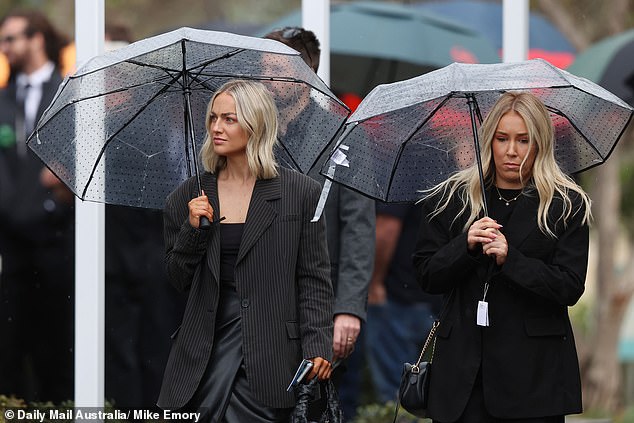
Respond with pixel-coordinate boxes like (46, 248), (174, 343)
(412, 287), (455, 369)
(392, 289), (457, 422)
(413, 320), (439, 369)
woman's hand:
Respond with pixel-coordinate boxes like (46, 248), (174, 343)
(482, 229), (508, 266)
(307, 357), (332, 381)
(188, 191), (213, 228)
(467, 217), (502, 252)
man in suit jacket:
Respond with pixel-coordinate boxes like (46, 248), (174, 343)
(265, 26), (375, 362)
(0, 10), (74, 402)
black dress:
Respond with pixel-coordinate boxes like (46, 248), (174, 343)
(184, 223), (292, 422)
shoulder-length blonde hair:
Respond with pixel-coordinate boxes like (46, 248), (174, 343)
(200, 79), (279, 179)
(425, 91), (592, 237)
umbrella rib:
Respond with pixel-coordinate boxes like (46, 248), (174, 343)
(187, 46), (349, 110)
(80, 75), (180, 200)
(193, 71), (350, 114)
(274, 137), (303, 171)
(177, 46), (249, 91)
(384, 95), (454, 200)
(582, 110), (633, 172)
(543, 101), (611, 164)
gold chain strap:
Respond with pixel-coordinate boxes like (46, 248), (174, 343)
(412, 320), (440, 372)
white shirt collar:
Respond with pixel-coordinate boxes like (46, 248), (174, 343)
(16, 61), (56, 88)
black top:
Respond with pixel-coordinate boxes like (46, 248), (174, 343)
(219, 223), (244, 288)
(488, 187), (523, 227)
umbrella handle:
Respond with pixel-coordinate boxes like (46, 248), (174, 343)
(199, 216), (211, 229)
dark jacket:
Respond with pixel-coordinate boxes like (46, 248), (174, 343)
(309, 169), (375, 321)
(0, 71), (73, 264)
(157, 167), (333, 409)
(414, 188), (588, 421)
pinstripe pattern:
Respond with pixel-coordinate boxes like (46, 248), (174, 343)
(157, 167), (333, 410)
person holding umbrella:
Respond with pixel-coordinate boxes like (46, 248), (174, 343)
(414, 91), (592, 422)
(157, 79), (333, 422)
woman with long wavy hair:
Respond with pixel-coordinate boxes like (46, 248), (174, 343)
(414, 91), (591, 423)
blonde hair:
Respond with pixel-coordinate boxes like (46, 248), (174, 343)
(200, 79), (279, 179)
(425, 91), (592, 237)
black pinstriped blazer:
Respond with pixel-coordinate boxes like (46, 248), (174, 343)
(157, 167), (333, 410)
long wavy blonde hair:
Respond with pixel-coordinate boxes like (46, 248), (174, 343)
(200, 79), (279, 179)
(424, 91), (592, 237)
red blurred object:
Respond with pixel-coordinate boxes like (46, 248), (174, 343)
(338, 92), (362, 112)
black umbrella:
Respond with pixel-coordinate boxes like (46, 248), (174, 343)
(27, 27), (349, 210)
(320, 59), (634, 209)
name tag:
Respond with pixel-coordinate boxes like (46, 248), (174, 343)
(477, 300), (489, 327)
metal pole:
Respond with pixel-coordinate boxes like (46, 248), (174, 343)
(302, 0), (330, 85)
(74, 0), (105, 411)
(502, 0), (529, 62)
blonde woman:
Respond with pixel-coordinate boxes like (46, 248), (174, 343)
(157, 80), (333, 422)
(414, 92), (591, 423)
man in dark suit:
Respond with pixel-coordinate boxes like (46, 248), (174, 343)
(264, 29), (375, 420)
(0, 10), (74, 402)
(264, 26), (375, 364)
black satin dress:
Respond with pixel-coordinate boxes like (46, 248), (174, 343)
(184, 223), (292, 423)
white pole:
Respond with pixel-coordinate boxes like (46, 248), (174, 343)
(302, 0), (330, 86)
(502, 0), (529, 62)
(74, 0), (105, 410)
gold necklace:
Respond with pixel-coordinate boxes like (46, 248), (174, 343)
(495, 186), (523, 206)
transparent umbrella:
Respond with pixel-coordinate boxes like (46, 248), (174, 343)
(321, 59), (634, 209)
(27, 27), (349, 210)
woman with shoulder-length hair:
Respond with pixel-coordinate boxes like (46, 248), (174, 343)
(414, 91), (591, 423)
(157, 79), (333, 422)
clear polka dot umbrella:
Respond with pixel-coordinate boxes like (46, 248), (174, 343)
(320, 59), (633, 205)
(27, 27), (349, 209)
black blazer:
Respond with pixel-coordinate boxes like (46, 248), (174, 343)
(157, 167), (333, 409)
(0, 71), (73, 258)
(414, 188), (588, 421)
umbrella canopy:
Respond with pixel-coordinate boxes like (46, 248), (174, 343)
(412, 0), (576, 68)
(321, 59), (634, 204)
(27, 27), (349, 210)
(257, 1), (499, 96)
(568, 29), (634, 106)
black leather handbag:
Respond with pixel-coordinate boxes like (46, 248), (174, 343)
(397, 320), (440, 418)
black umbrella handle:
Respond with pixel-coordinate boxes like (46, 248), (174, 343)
(199, 216), (211, 229)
